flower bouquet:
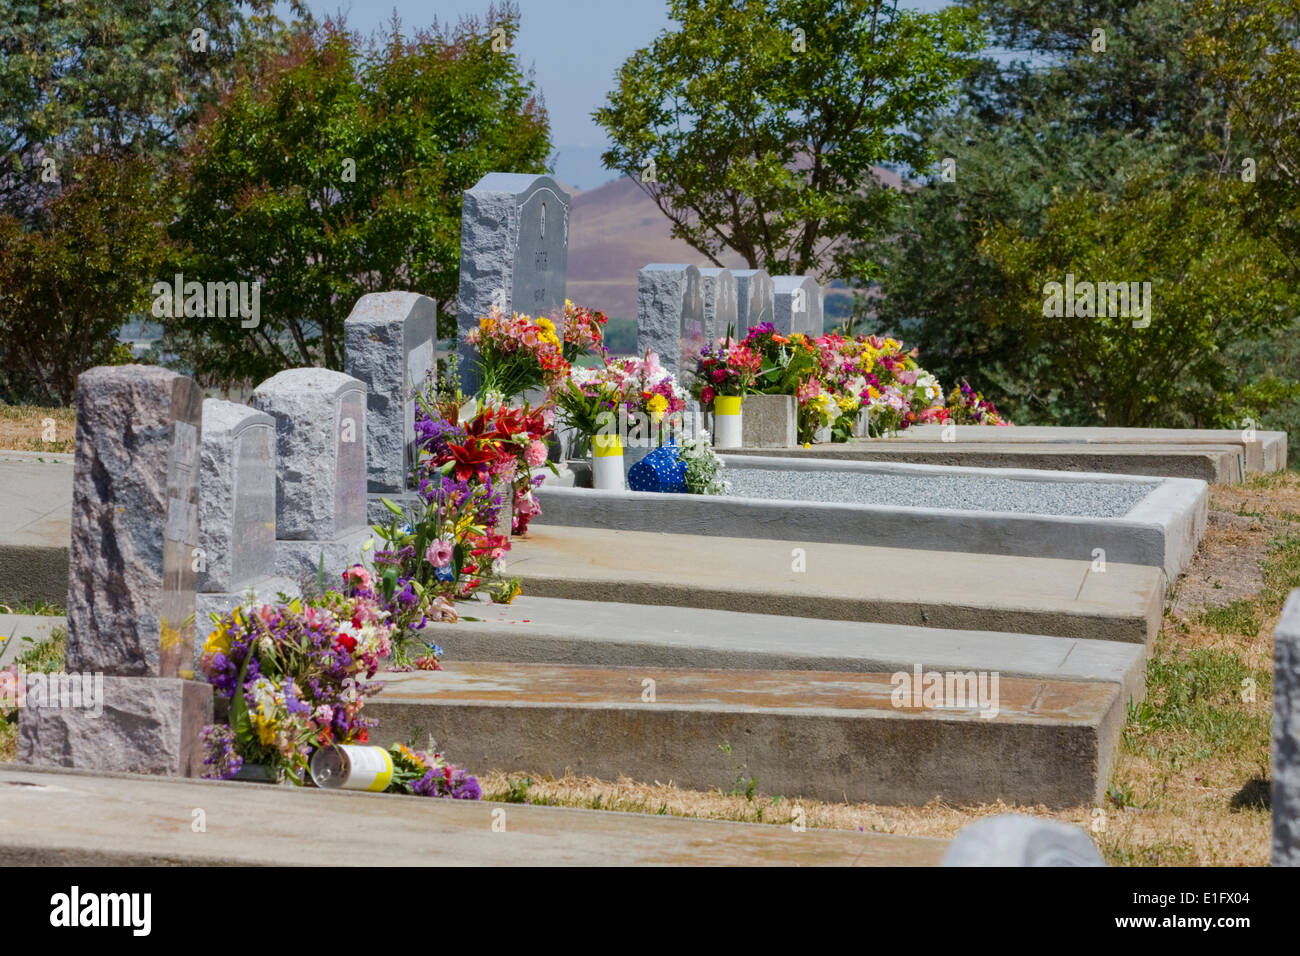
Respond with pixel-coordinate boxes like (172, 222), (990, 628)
(387, 743), (482, 799)
(464, 306), (570, 399)
(198, 594), (392, 784)
(946, 380), (1012, 426)
(561, 299), (609, 363)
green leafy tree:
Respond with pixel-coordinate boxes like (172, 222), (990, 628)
(0, 154), (168, 404)
(594, 0), (983, 281)
(978, 175), (1295, 427)
(0, 0), (304, 222)
(164, 7), (551, 387)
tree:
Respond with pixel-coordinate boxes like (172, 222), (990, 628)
(164, 6), (551, 387)
(593, 0), (983, 281)
(0, 154), (168, 404)
(0, 0), (304, 223)
(978, 175), (1295, 427)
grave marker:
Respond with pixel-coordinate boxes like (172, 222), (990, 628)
(198, 399), (276, 594)
(698, 267), (738, 345)
(344, 292), (438, 494)
(457, 173), (570, 392)
(732, 269), (774, 335)
(636, 264), (703, 378)
(20, 364), (213, 777)
(773, 275), (824, 336)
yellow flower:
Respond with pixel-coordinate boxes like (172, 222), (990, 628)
(535, 317), (556, 335)
(646, 393), (668, 421)
(202, 625), (232, 659)
(868, 386), (880, 399)
(836, 395), (856, 411)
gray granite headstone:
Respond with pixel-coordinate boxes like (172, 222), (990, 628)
(251, 368), (368, 541)
(66, 365), (203, 678)
(636, 264), (703, 378)
(1275, 590), (1300, 866)
(456, 172), (571, 392)
(344, 292), (437, 494)
(198, 399), (276, 594)
(698, 267), (738, 347)
(732, 269), (774, 334)
(942, 814), (1107, 866)
(772, 275), (824, 336)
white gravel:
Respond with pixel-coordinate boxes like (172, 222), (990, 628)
(723, 468), (1157, 517)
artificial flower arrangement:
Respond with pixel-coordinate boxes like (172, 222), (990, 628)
(946, 380), (1012, 426)
(554, 350), (689, 456)
(197, 591), (391, 784)
(465, 305), (570, 398)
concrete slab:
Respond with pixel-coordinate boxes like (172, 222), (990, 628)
(367, 662), (1127, 807)
(507, 526), (1164, 644)
(0, 764), (948, 866)
(880, 425), (1287, 474)
(0, 453), (73, 606)
(535, 456), (1208, 580)
(0, 614), (63, 665)
(724, 441), (1245, 484)
(440, 595), (1147, 703)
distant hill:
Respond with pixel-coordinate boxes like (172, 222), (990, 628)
(563, 169), (902, 325)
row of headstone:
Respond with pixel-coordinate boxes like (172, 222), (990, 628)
(635, 265), (825, 378)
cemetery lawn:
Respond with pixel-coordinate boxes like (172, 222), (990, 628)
(0, 405), (75, 453)
(478, 472), (1300, 867)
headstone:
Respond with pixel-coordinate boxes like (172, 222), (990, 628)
(942, 814), (1107, 866)
(636, 264), (703, 378)
(1275, 590), (1300, 865)
(772, 275), (824, 336)
(198, 399), (276, 594)
(20, 364), (214, 777)
(732, 269), (774, 335)
(456, 172), (571, 392)
(251, 368), (368, 541)
(344, 292), (438, 494)
(698, 267), (739, 345)
(65, 365), (202, 678)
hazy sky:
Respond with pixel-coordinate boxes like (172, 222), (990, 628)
(301, 1), (955, 186)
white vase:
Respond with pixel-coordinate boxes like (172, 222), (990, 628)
(591, 436), (626, 491)
(712, 395), (743, 449)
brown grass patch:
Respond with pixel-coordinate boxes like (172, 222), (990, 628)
(0, 405), (75, 453)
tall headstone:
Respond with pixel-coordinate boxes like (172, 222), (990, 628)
(732, 269), (774, 335)
(636, 264), (703, 378)
(773, 275), (824, 336)
(1275, 590), (1300, 866)
(251, 369), (372, 583)
(19, 365), (213, 776)
(456, 173), (571, 392)
(698, 267), (738, 346)
(194, 399), (300, 653)
(344, 292), (438, 495)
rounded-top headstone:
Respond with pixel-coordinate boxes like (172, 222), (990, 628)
(198, 399), (276, 593)
(941, 814), (1107, 867)
(698, 267), (739, 346)
(251, 368), (367, 541)
(772, 275), (824, 336)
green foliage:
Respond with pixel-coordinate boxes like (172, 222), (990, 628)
(0, 0), (304, 222)
(0, 154), (172, 404)
(978, 174), (1296, 426)
(595, 0), (983, 279)
(165, 7), (551, 387)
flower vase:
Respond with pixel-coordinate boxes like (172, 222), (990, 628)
(712, 395), (743, 449)
(591, 434), (626, 491)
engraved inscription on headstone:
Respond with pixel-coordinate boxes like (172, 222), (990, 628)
(456, 173), (571, 391)
(733, 269), (774, 334)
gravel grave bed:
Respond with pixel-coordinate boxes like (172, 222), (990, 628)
(723, 468), (1158, 517)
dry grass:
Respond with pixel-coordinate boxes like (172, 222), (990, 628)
(477, 472), (1300, 866)
(0, 405), (75, 453)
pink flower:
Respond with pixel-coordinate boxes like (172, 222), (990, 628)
(524, 439), (548, 467)
(426, 539), (455, 567)
(700, 386), (716, 405)
(343, 564), (371, 589)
